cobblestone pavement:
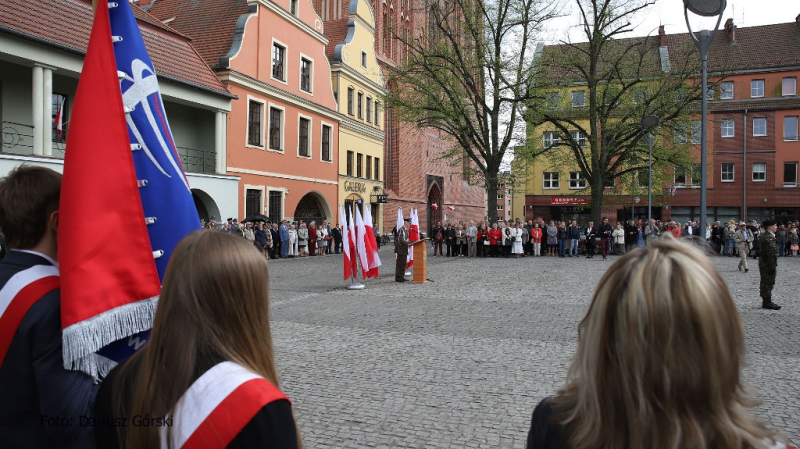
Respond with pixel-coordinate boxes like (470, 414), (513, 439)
(268, 246), (800, 448)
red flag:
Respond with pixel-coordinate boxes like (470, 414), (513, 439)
(363, 205), (381, 278)
(407, 208), (418, 269)
(339, 206), (355, 280)
(59, 0), (161, 376)
(354, 206), (370, 278)
(55, 101), (64, 139)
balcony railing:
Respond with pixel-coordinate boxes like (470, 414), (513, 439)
(177, 146), (217, 174)
(1, 121), (67, 156)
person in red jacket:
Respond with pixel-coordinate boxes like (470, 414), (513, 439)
(530, 222), (543, 256)
(488, 223), (502, 258)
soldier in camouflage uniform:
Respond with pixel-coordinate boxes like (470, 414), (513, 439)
(758, 219), (781, 310)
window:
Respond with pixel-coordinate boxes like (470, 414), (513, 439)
(290, 0), (298, 15)
(300, 58), (312, 93)
(298, 117), (310, 157)
(361, 51), (367, 68)
(356, 153), (363, 177)
(321, 124), (332, 162)
(366, 97), (372, 123)
(246, 189), (263, 217)
(570, 131), (586, 147)
(751, 79), (764, 98)
(637, 169), (648, 189)
(543, 131), (560, 148)
(752, 162), (766, 182)
(497, 193), (504, 200)
(674, 122), (688, 144)
(689, 164), (701, 187)
(272, 43), (285, 81)
(784, 116), (798, 141)
(674, 166), (686, 187)
(357, 92), (363, 119)
(52, 93), (67, 142)
(374, 157), (380, 180)
(785, 162), (798, 187)
(366, 155), (372, 179)
(347, 88), (354, 115)
(497, 205), (504, 211)
(546, 92), (559, 109)
(753, 117), (767, 136)
(268, 191), (282, 224)
(346, 151), (354, 176)
(720, 81), (733, 99)
(783, 77), (796, 96)
(690, 120), (701, 144)
(569, 172), (586, 189)
(705, 85), (714, 101)
(721, 119), (734, 138)
(571, 91), (585, 107)
(721, 163), (734, 182)
(269, 107), (282, 151)
(247, 100), (262, 146)
(543, 172), (559, 189)
(604, 177), (615, 189)
(374, 101), (380, 126)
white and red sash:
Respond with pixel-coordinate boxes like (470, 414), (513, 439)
(162, 361), (288, 449)
(0, 264), (60, 366)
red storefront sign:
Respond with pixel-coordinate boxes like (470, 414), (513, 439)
(550, 197), (589, 205)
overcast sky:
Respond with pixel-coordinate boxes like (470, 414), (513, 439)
(541, 0), (798, 43)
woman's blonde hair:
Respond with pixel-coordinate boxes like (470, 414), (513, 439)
(114, 231), (299, 448)
(552, 236), (773, 449)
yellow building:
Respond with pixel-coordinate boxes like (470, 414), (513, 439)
(330, 0), (386, 232)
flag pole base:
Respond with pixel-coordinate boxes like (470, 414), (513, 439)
(347, 283), (366, 290)
(404, 271), (412, 276)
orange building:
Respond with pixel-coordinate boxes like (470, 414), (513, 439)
(148, 0), (340, 223)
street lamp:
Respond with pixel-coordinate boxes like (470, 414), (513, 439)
(684, 0), (726, 241)
(641, 115), (660, 225)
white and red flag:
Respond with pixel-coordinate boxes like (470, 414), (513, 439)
(347, 205), (358, 272)
(430, 203), (438, 210)
(354, 206), (371, 278)
(446, 205), (456, 211)
(339, 205), (355, 280)
(406, 208), (419, 269)
(363, 205), (381, 277)
(55, 99), (64, 140)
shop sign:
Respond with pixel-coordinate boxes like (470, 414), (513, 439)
(551, 197), (588, 205)
(344, 181), (367, 193)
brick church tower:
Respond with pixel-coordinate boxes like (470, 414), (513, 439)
(314, 0), (486, 234)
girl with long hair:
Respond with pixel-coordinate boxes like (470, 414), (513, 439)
(94, 231), (300, 448)
(527, 237), (791, 449)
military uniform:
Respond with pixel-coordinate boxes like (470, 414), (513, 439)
(759, 227), (780, 309)
(395, 226), (410, 281)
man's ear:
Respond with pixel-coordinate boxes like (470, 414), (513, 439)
(50, 211), (59, 232)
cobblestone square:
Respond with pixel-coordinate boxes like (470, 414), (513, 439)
(269, 247), (800, 448)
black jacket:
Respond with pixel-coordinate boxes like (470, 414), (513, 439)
(598, 222), (613, 239)
(0, 251), (98, 448)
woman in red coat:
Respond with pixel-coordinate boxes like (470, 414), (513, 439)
(530, 223), (543, 256)
(308, 221), (318, 256)
(488, 223), (502, 258)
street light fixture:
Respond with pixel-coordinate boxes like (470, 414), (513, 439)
(641, 115), (659, 225)
(684, 0), (726, 241)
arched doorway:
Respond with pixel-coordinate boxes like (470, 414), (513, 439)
(427, 182), (442, 233)
(344, 193), (364, 223)
(294, 192), (329, 225)
(192, 188), (220, 222)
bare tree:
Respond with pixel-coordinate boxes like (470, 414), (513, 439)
(387, 0), (560, 219)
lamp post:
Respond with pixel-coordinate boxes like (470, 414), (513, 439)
(641, 115), (660, 225)
(684, 0), (726, 240)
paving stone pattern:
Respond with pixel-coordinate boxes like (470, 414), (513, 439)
(268, 248), (800, 448)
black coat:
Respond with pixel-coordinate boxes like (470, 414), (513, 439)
(0, 251), (98, 448)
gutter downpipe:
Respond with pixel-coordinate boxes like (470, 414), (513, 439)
(743, 108), (747, 221)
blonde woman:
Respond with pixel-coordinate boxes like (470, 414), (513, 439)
(527, 237), (792, 449)
(94, 232), (301, 448)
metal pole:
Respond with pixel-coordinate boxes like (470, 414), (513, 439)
(647, 132), (653, 224)
(700, 50), (708, 237)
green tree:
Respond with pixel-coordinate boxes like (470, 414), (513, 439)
(387, 0), (559, 220)
(527, 0), (718, 223)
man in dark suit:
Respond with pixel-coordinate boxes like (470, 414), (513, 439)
(331, 224), (343, 254)
(759, 219), (781, 310)
(598, 217), (613, 260)
(395, 220), (410, 282)
(0, 166), (97, 448)
(585, 221), (597, 258)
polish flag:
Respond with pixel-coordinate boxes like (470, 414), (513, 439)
(347, 205), (358, 273)
(354, 206), (370, 278)
(406, 208), (418, 269)
(363, 205), (381, 278)
(339, 206), (355, 280)
(446, 205), (456, 211)
(430, 203), (438, 210)
(55, 100), (64, 139)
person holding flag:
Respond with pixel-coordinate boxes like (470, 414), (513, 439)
(395, 208), (410, 282)
(0, 166), (98, 448)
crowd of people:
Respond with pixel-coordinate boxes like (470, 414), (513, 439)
(201, 216), (383, 260)
(427, 217), (800, 260)
(0, 165), (796, 448)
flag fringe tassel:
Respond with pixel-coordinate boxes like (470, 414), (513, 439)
(62, 295), (159, 380)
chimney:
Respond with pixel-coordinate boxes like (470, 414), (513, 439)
(658, 25), (666, 47)
(725, 18), (736, 42)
